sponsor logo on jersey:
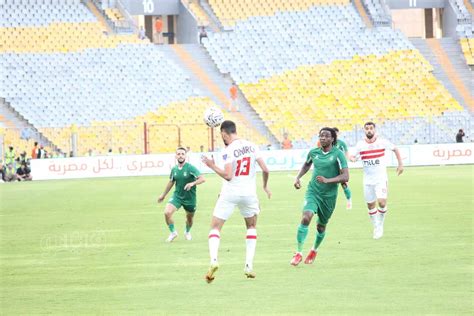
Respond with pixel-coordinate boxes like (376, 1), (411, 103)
(363, 159), (380, 166)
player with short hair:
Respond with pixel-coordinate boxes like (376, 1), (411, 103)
(158, 147), (205, 242)
(350, 122), (403, 239)
(201, 120), (271, 283)
(290, 127), (349, 266)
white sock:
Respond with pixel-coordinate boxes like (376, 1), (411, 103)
(245, 228), (257, 270)
(368, 208), (378, 227)
(208, 229), (220, 265)
(378, 207), (387, 226)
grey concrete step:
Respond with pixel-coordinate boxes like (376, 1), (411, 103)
(410, 37), (472, 111)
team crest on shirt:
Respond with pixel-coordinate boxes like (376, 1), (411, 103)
(330, 156), (334, 161)
(223, 154), (228, 161)
(184, 172), (187, 176)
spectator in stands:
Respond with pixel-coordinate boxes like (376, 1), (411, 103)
(154, 16), (163, 44)
(138, 26), (146, 40)
(107, 148), (114, 155)
(0, 160), (5, 182)
(37, 145), (46, 159)
(456, 129), (465, 143)
(16, 162), (32, 181)
(118, 147), (125, 155)
(281, 133), (293, 150)
(31, 142), (39, 159)
(199, 26), (208, 44)
(20, 128), (32, 141)
(18, 151), (28, 164)
(5, 146), (15, 166)
(229, 83), (238, 111)
(4, 163), (16, 182)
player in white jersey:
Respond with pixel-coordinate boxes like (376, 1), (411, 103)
(351, 122), (403, 239)
(201, 120), (271, 283)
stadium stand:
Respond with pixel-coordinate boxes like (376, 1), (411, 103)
(208, 0), (350, 27)
(1, 0), (472, 157)
(204, 2), (472, 145)
(0, 1), (265, 155)
(460, 38), (474, 65)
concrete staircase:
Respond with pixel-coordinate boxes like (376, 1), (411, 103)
(410, 37), (473, 111)
(199, 0), (225, 31)
(0, 98), (55, 149)
(160, 44), (279, 146)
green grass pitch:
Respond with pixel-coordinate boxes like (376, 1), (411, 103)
(1, 165), (472, 315)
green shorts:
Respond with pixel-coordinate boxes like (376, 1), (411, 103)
(168, 196), (196, 213)
(302, 191), (337, 226)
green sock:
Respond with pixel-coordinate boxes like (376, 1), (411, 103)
(168, 223), (175, 233)
(185, 224), (191, 233)
(297, 224), (309, 252)
(313, 231), (326, 250)
(343, 186), (352, 200)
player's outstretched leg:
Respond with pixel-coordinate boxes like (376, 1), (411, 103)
(206, 228), (220, 283)
(244, 228), (257, 278)
(184, 211), (194, 241)
(305, 224), (325, 264)
(375, 207), (387, 239)
(164, 204), (178, 242)
(291, 223), (308, 266)
(341, 183), (352, 210)
(368, 208), (380, 239)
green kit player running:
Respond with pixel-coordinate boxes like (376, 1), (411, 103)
(158, 147), (205, 242)
(317, 128), (352, 209)
(291, 128), (349, 266)
(334, 127), (352, 210)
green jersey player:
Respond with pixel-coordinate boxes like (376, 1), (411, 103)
(290, 128), (349, 266)
(334, 127), (352, 210)
(158, 147), (205, 242)
(317, 128), (352, 209)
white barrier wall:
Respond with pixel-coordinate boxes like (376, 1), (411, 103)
(31, 143), (473, 180)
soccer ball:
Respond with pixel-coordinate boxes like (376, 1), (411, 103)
(203, 107), (224, 128)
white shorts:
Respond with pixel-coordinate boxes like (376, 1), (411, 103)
(364, 182), (388, 203)
(213, 194), (260, 220)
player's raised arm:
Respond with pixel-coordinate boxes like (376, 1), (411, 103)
(201, 155), (233, 181)
(392, 147), (404, 176)
(158, 179), (175, 203)
(256, 157), (271, 199)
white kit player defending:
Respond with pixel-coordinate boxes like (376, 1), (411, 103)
(351, 122), (403, 239)
(201, 120), (271, 283)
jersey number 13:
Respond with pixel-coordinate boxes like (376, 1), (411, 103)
(235, 157), (251, 176)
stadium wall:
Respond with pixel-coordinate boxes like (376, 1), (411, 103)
(442, 2), (459, 38)
(176, 2), (199, 44)
(30, 143), (473, 180)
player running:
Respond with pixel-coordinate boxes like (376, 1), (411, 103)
(291, 127), (349, 266)
(158, 147), (205, 242)
(350, 122), (403, 239)
(201, 120), (271, 283)
(317, 127), (352, 209)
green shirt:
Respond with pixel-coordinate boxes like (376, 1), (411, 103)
(306, 146), (348, 197)
(170, 163), (201, 202)
(335, 139), (348, 153)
